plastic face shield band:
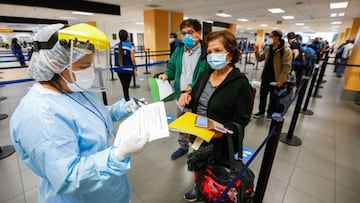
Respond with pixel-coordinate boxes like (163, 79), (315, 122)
(68, 40), (110, 92)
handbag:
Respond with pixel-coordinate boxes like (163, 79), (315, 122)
(195, 135), (255, 203)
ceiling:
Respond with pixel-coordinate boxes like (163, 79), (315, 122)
(0, 0), (359, 34)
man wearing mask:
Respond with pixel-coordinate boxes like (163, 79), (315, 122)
(254, 30), (292, 119)
(158, 19), (210, 160)
(169, 32), (182, 56)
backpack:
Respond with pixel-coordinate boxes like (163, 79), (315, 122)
(292, 44), (316, 70)
(335, 45), (345, 59)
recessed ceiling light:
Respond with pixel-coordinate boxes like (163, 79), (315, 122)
(268, 8), (285, 13)
(204, 20), (214, 23)
(237, 18), (249, 22)
(331, 21), (342, 24)
(246, 28), (252, 30)
(260, 24), (268, 27)
(216, 11), (232, 18)
(282, 16), (295, 20)
(330, 2), (348, 9)
(135, 22), (144, 25)
(72, 11), (94, 16)
(296, 23), (304, 26)
(59, 16), (77, 20)
(332, 25), (340, 28)
(330, 13), (337, 17)
(183, 16), (189, 20)
(338, 12), (345, 16)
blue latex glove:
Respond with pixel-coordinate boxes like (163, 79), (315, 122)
(107, 98), (132, 121)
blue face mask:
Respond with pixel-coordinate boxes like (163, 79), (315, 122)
(183, 34), (195, 48)
(207, 53), (228, 70)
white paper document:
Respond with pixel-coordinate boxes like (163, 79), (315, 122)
(114, 101), (169, 146)
(157, 79), (174, 100)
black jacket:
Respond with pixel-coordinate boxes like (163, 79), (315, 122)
(188, 67), (253, 160)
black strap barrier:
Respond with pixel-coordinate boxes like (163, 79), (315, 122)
(313, 52), (329, 98)
(300, 66), (320, 115)
(279, 77), (309, 146)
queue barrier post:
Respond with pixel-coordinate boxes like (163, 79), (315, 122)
(143, 48), (151, 74)
(313, 52), (329, 98)
(253, 115), (284, 203)
(279, 77), (309, 146)
(300, 66), (319, 115)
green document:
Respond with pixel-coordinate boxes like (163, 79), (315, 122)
(148, 78), (180, 102)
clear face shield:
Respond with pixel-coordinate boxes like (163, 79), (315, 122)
(67, 40), (110, 92)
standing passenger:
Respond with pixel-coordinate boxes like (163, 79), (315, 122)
(178, 30), (253, 202)
(11, 38), (26, 66)
(253, 30), (292, 119)
(114, 29), (137, 101)
(158, 19), (210, 160)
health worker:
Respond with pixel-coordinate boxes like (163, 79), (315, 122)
(10, 23), (149, 203)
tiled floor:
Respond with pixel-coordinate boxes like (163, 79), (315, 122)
(0, 56), (359, 203)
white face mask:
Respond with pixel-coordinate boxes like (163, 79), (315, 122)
(62, 67), (95, 92)
(266, 38), (274, 45)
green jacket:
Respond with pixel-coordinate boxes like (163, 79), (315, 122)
(164, 42), (210, 93)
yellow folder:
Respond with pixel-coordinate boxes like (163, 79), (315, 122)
(168, 112), (215, 142)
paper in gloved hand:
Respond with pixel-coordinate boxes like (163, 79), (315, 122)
(114, 101), (169, 146)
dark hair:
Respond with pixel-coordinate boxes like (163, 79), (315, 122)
(117, 29), (129, 66)
(295, 34), (302, 41)
(180, 19), (202, 32)
(118, 30), (128, 41)
(205, 30), (240, 64)
(287, 32), (296, 39)
(170, 32), (177, 38)
(271, 30), (283, 39)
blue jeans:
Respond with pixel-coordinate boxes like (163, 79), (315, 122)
(336, 58), (347, 77)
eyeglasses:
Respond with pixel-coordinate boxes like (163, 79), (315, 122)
(181, 30), (195, 36)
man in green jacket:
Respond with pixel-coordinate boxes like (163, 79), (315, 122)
(158, 19), (210, 160)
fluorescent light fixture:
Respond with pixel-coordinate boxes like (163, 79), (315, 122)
(260, 24), (268, 27)
(295, 23), (304, 26)
(332, 25), (340, 28)
(331, 21), (342, 24)
(268, 8), (285, 13)
(237, 18), (249, 22)
(135, 22), (144, 25)
(246, 28), (252, 30)
(330, 2), (348, 9)
(183, 16), (190, 20)
(338, 12), (345, 16)
(216, 11), (232, 18)
(282, 16), (295, 20)
(204, 20), (214, 23)
(303, 26), (310, 29)
(59, 16), (77, 20)
(72, 11), (94, 16)
(331, 13), (337, 17)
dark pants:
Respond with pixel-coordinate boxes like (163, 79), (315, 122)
(117, 73), (132, 101)
(14, 53), (26, 66)
(258, 80), (276, 116)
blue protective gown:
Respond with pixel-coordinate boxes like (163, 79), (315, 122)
(10, 83), (132, 203)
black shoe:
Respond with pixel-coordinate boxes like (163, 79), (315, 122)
(265, 115), (272, 121)
(184, 189), (201, 202)
(253, 112), (264, 118)
(171, 148), (188, 160)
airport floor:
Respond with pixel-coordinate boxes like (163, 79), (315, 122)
(0, 57), (359, 203)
